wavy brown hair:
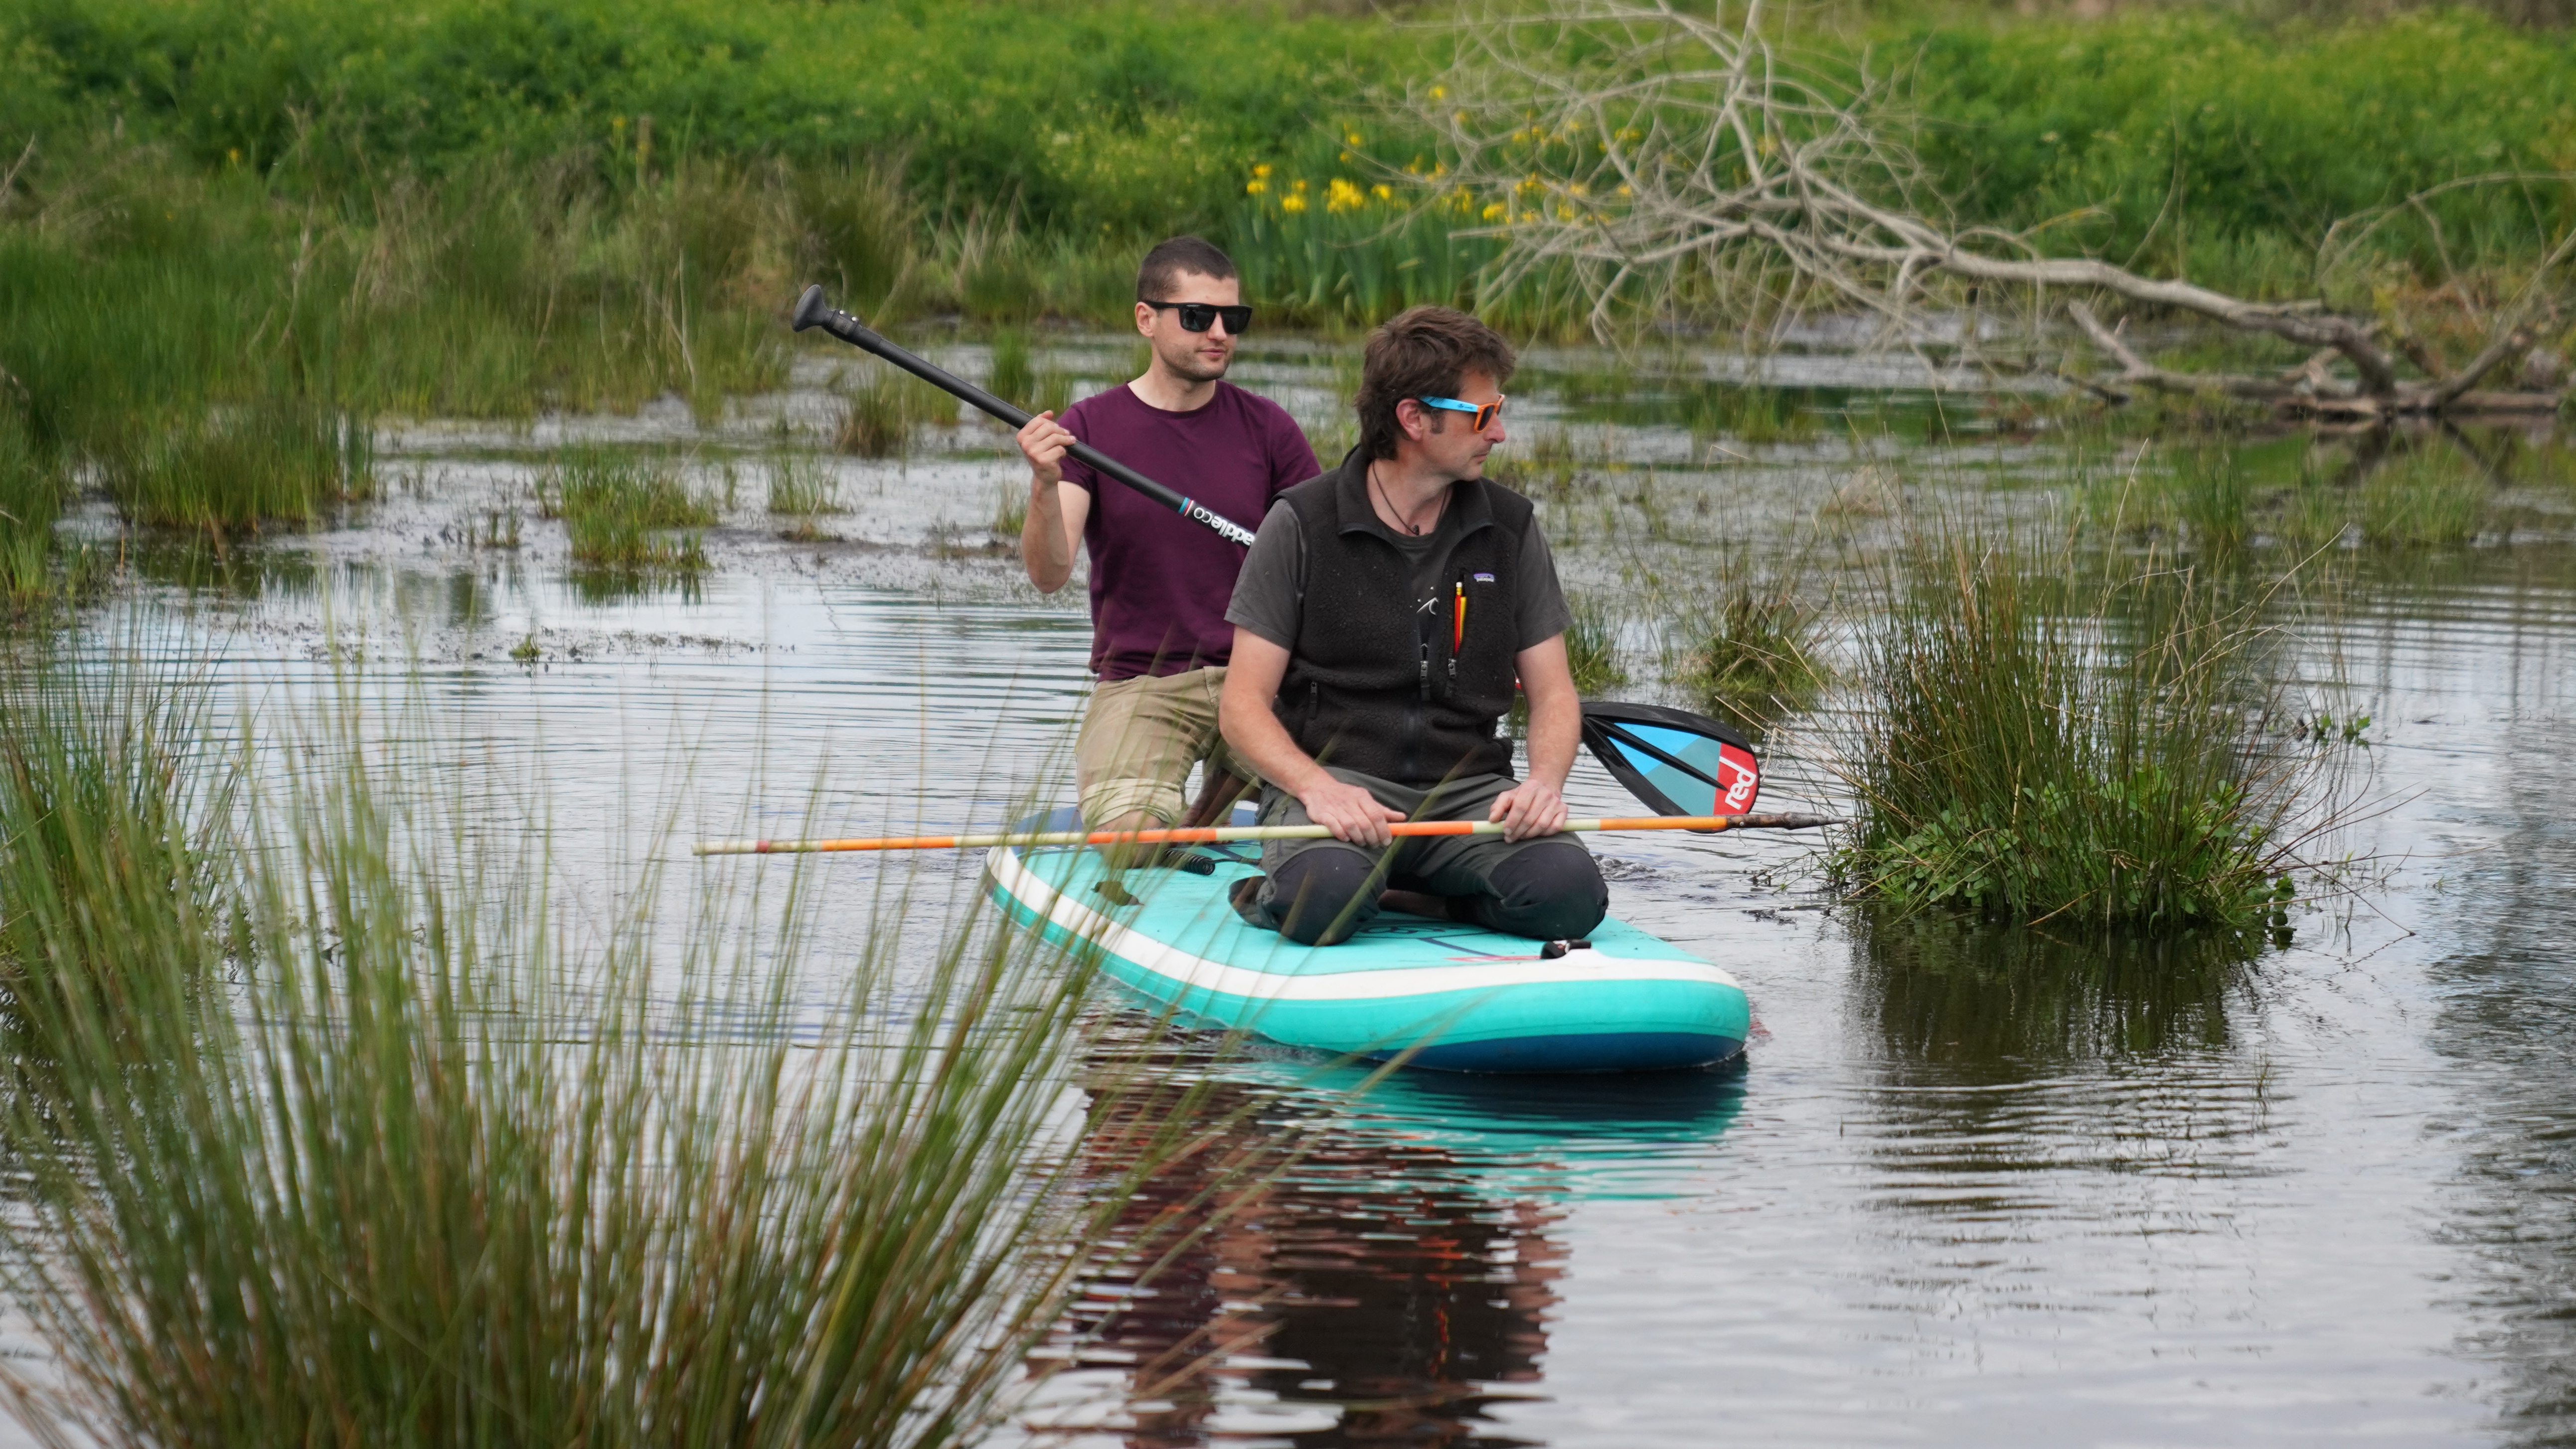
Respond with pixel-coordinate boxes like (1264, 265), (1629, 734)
(1355, 306), (1517, 461)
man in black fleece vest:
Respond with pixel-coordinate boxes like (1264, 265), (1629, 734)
(1217, 306), (1607, 947)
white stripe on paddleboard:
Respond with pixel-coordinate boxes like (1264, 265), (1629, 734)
(987, 845), (1742, 1004)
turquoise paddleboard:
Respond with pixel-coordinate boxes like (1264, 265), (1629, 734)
(983, 807), (1750, 1073)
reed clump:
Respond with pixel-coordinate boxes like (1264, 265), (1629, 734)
(0, 660), (234, 1077)
(2086, 440), (2499, 554)
(992, 479), (1029, 540)
(1685, 383), (1818, 447)
(1564, 592), (1627, 696)
(1832, 528), (2329, 935)
(1031, 370), (1078, 421)
(989, 329), (1036, 408)
(768, 454), (842, 542)
(834, 368), (914, 457)
(0, 414), (78, 607)
(542, 448), (716, 574)
(790, 157), (922, 320)
(1675, 573), (1824, 725)
(103, 401), (373, 536)
(765, 454), (843, 517)
(2104, 446), (2259, 553)
(2357, 447), (2485, 547)
(0, 673), (1225, 1449)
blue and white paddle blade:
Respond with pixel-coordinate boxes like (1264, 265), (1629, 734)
(1579, 701), (1762, 817)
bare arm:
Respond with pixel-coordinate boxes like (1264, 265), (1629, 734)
(1015, 413), (1091, 592)
(1489, 634), (1578, 840)
(1218, 629), (1404, 846)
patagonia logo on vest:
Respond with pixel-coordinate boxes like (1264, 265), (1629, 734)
(1472, 572), (1495, 583)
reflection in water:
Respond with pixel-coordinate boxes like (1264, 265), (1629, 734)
(2399, 574), (2576, 1446)
(1849, 911), (2284, 1227)
(124, 534), (322, 600)
(1854, 910), (2256, 1070)
(2436, 941), (2576, 1448)
(1039, 1042), (1744, 1447)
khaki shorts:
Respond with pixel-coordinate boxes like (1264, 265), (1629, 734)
(1075, 665), (1256, 827)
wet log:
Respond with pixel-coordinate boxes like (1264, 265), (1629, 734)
(2068, 303), (2565, 419)
(1418, 0), (2573, 421)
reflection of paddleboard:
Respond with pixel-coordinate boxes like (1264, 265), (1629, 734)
(984, 806), (1750, 1074)
(1229, 1056), (1750, 1199)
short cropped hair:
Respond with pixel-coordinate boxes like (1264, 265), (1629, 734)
(1136, 236), (1238, 301)
(1355, 306), (1518, 461)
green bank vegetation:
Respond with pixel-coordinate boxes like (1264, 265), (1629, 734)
(0, 0), (2561, 589)
(0, 659), (1227, 1446)
(0, 0), (2566, 374)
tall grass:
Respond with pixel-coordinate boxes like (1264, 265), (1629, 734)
(0, 668), (1225, 1448)
(766, 454), (843, 517)
(992, 479), (1029, 540)
(2358, 447), (2486, 546)
(790, 158), (921, 320)
(2083, 438), (2502, 553)
(1, 150), (791, 447)
(2, 0), (2567, 418)
(1831, 526), (2331, 934)
(835, 368), (915, 458)
(768, 454), (843, 543)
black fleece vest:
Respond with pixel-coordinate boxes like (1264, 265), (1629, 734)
(1271, 458), (1532, 786)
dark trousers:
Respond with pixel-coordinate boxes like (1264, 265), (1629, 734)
(1252, 768), (1610, 947)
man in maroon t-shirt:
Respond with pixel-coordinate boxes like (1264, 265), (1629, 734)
(1015, 237), (1319, 859)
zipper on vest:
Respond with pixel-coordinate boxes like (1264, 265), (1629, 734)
(1415, 591), (1436, 703)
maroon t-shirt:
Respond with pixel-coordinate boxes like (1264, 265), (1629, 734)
(1059, 381), (1318, 680)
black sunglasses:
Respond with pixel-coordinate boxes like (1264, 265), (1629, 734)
(1141, 299), (1253, 335)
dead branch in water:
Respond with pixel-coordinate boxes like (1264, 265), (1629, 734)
(1413, 0), (2569, 418)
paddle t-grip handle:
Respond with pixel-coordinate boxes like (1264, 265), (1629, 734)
(790, 285), (1259, 548)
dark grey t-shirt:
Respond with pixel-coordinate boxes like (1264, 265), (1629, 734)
(1224, 489), (1573, 653)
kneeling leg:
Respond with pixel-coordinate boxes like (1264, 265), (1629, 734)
(1453, 841), (1609, 941)
(1260, 846), (1385, 947)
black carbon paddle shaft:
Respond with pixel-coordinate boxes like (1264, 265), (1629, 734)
(791, 286), (1259, 548)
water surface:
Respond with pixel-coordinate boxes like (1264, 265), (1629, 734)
(47, 341), (2576, 1447)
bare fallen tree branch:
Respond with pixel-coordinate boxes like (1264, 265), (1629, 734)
(1411, 0), (2568, 417)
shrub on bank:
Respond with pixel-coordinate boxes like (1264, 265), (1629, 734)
(1895, 9), (2576, 298)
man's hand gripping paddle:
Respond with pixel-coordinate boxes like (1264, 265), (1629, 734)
(790, 285), (1259, 548)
